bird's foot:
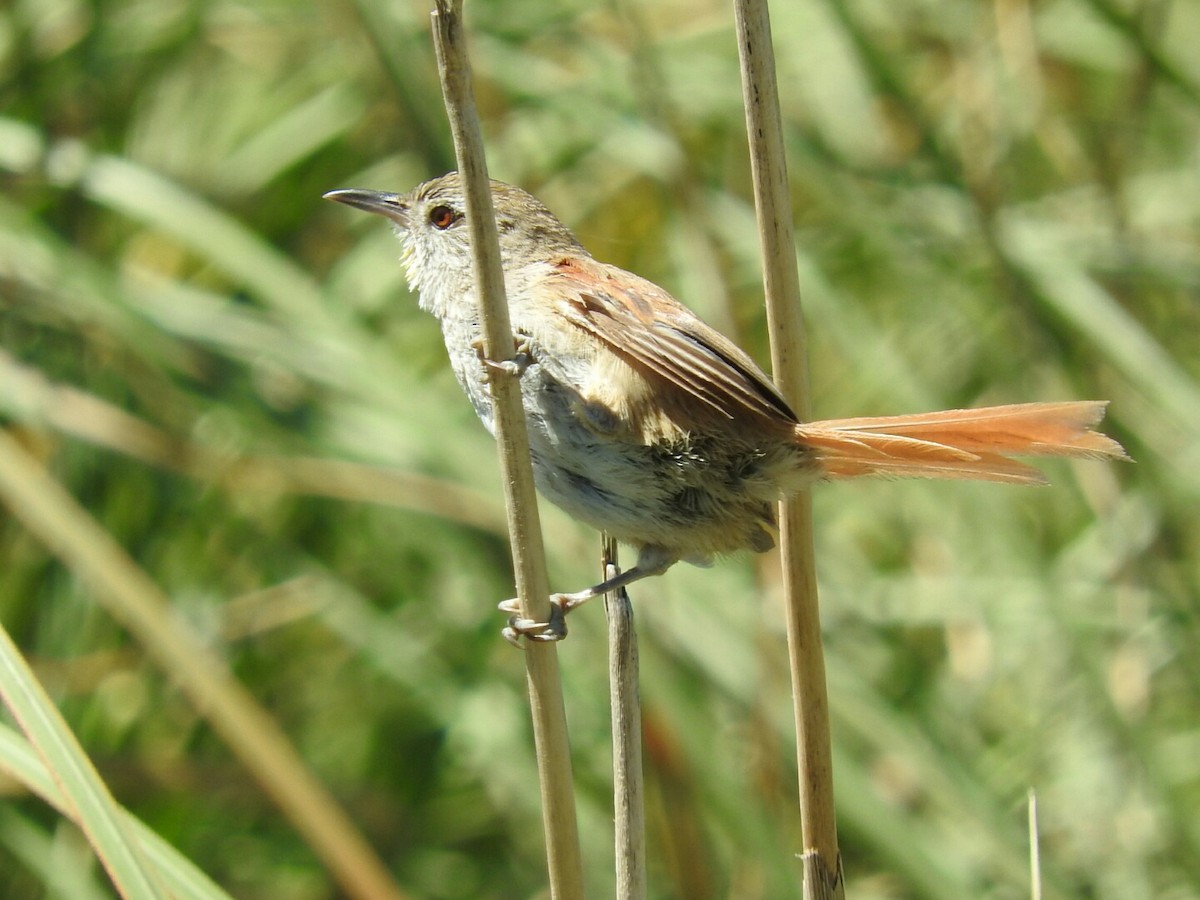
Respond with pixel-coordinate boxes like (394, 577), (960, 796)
(473, 335), (534, 383)
(497, 589), (601, 646)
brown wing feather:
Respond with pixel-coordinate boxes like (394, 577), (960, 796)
(550, 258), (796, 429)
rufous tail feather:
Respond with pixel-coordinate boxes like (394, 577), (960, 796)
(796, 401), (1129, 485)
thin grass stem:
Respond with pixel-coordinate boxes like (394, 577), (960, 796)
(430, 3), (586, 897)
(733, 1), (843, 896)
(1029, 789), (1042, 900)
(603, 539), (647, 900)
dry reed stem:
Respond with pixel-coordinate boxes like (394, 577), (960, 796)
(603, 538), (647, 900)
(1029, 790), (1042, 900)
(430, 2), (585, 897)
(733, 0), (844, 896)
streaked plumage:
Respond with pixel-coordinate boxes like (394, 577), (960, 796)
(326, 173), (1128, 636)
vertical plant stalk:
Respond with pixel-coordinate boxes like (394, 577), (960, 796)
(1029, 790), (1042, 900)
(602, 538), (647, 900)
(429, 3), (585, 898)
(732, 0), (844, 897)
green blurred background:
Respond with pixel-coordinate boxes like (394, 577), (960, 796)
(2, 0), (1197, 897)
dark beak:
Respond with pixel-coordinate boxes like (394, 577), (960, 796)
(323, 189), (407, 223)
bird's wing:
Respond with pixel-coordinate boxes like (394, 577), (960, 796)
(549, 257), (797, 429)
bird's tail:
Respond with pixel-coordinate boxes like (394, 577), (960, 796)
(795, 401), (1129, 484)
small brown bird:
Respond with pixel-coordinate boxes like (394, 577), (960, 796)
(325, 173), (1128, 640)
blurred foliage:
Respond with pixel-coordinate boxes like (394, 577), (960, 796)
(2, 0), (1198, 897)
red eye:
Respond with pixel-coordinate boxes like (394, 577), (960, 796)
(429, 205), (456, 229)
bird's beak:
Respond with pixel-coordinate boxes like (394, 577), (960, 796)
(323, 189), (408, 224)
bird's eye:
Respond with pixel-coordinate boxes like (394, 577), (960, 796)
(429, 205), (456, 230)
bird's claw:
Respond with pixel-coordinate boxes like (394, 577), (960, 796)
(498, 596), (569, 645)
(472, 336), (534, 383)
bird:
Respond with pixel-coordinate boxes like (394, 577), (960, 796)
(324, 172), (1128, 640)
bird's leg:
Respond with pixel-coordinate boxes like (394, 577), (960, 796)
(472, 333), (534, 381)
(499, 545), (676, 644)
